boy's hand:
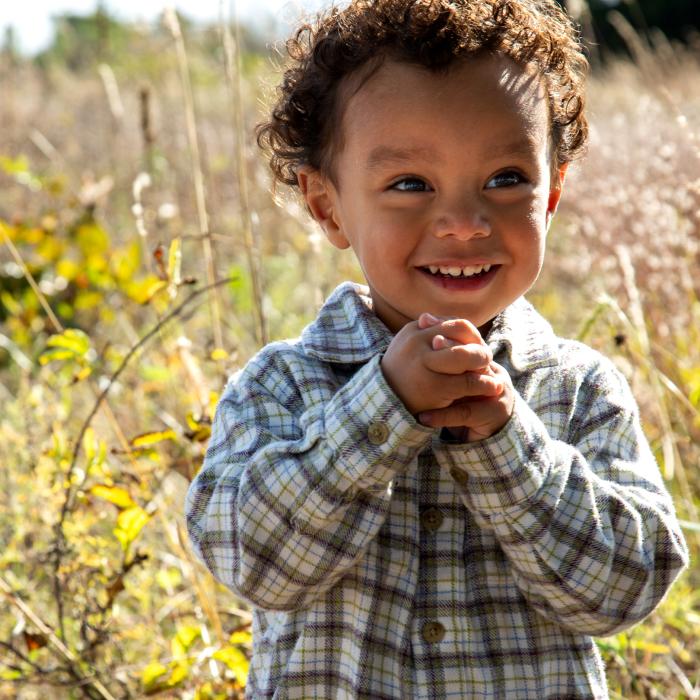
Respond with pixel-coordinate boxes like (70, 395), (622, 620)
(381, 313), (514, 442)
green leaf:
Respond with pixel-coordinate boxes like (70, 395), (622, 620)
(0, 668), (23, 680)
(0, 154), (30, 176)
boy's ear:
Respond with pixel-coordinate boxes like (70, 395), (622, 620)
(297, 166), (350, 250)
(546, 162), (568, 227)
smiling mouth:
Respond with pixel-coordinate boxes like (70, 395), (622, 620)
(420, 263), (499, 280)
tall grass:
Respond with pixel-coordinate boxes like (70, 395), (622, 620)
(0, 11), (698, 699)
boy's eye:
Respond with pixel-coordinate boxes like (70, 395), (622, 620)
(389, 177), (432, 193)
(485, 171), (526, 189)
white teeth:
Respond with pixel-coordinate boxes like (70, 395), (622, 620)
(427, 263), (493, 277)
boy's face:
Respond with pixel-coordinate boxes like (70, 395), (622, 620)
(299, 54), (566, 333)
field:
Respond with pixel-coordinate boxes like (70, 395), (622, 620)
(0, 10), (699, 699)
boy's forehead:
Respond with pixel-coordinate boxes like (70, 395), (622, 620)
(337, 55), (550, 153)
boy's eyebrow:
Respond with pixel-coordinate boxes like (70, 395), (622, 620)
(365, 145), (441, 170)
(364, 139), (541, 171)
(486, 138), (539, 159)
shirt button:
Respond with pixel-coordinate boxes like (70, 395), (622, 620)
(367, 421), (389, 445)
(420, 507), (444, 532)
(421, 621), (445, 643)
(450, 468), (469, 486)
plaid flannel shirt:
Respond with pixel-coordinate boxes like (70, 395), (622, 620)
(186, 282), (688, 700)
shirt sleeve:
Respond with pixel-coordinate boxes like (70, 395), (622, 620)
(436, 357), (689, 637)
(185, 351), (433, 612)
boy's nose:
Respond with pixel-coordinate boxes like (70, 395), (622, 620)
(431, 210), (492, 240)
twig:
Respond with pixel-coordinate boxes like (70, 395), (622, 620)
(51, 277), (234, 641)
(0, 640), (54, 675)
(0, 577), (116, 700)
(0, 222), (62, 330)
(60, 276), (234, 516)
(0, 219), (137, 463)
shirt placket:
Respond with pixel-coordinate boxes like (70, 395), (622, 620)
(411, 441), (469, 699)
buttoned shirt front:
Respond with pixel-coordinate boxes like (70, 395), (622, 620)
(186, 282), (688, 700)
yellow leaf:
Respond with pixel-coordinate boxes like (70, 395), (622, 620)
(0, 220), (18, 241)
(56, 259), (79, 281)
(74, 365), (93, 382)
(111, 241), (141, 283)
(185, 412), (200, 431)
(630, 641), (670, 655)
(0, 291), (22, 316)
(210, 348), (228, 361)
(114, 506), (150, 551)
(229, 630), (252, 646)
(130, 429), (178, 448)
(208, 391), (219, 417)
(212, 645), (249, 685)
(39, 348), (75, 365)
(91, 484), (135, 509)
(171, 625), (200, 660)
(76, 223), (110, 256)
(167, 662), (188, 687)
(156, 568), (182, 590)
(141, 661), (168, 688)
(74, 290), (103, 310)
(83, 427), (97, 461)
(127, 276), (168, 305)
(46, 328), (91, 356)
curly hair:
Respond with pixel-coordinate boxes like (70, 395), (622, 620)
(257, 0), (589, 187)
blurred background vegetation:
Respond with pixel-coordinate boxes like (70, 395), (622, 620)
(0, 1), (699, 698)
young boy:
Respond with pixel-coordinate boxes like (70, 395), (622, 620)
(186, 1), (688, 697)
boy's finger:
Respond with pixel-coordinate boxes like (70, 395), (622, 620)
(418, 395), (504, 430)
(418, 312), (442, 329)
(434, 318), (485, 345)
(424, 343), (493, 374)
(431, 334), (453, 351)
(432, 368), (504, 400)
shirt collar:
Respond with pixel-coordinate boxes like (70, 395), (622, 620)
(300, 282), (392, 363)
(300, 282), (559, 372)
(485, 297), (559, 373)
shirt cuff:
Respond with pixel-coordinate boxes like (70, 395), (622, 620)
(321, 354), (433, 494)
(435, 393), (554, 516)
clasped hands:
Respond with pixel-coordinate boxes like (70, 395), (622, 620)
(381, 313), (514, 442)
